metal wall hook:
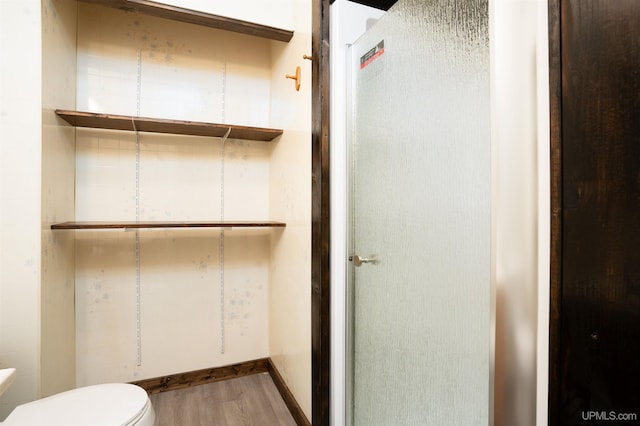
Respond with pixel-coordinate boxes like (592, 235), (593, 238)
(303, 54), (312, 61)
(285, 66), (301, 91)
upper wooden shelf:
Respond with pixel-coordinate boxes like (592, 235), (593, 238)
(55, 110), (283, 142)
(51, 221), (286, 230)
(78, 0), (294, 42)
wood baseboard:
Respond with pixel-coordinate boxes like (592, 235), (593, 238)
(131, 358), (269, 394)
(266, 358), (311, 426)
(131, 357), (310, 425)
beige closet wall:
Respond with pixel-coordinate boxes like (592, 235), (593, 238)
(268, 0), (312, 419)
(68, 0), (311, 415)
(73, 3), (275, 385)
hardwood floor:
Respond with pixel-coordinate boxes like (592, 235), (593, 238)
(149, 373), (297, 426)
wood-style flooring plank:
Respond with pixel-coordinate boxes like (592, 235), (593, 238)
(258, 373), (297, 425)
(150, 373), (296, 426)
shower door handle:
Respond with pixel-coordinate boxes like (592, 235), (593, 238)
(349, 255), (379, 267)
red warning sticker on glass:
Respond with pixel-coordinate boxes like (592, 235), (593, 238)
(360, 40), (384, 69)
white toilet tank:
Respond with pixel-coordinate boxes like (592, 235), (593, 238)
(2, 383), (155, 426)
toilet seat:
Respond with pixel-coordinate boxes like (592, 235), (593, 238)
(2, 383), (153, 426)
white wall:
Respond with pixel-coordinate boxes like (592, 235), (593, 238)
(0, 0), (78, 417)
(0, 0), (43, 420)
(41, 0), (77, 398)
(491, 1), (550, 425)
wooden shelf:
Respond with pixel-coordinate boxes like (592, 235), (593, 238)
(51, 221), (286, 230)
(55, 110), (283, 142)
(78, 0), (294, 42)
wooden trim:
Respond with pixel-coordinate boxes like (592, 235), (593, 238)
(131, 358), (270, 394)
(51, 221), (286, 230)
(55, 110), (283, 141)
(547, 0), (562, 423)
(311, 0), (332, 424)
(267, 359), (311, 426)
(78, 0), (294, 42)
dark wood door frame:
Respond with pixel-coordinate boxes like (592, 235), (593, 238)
(312, 0), (331, 424)
(549, 1), (640, 424)
(548, 0), (562, 422)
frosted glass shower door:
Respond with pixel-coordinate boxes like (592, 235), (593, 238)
(348, 0), (491, 425)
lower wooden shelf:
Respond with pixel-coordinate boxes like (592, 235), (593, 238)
(51, 221), (286, 230)
(55, 110), (283, 141)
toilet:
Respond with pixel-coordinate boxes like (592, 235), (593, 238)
(0, 369), (155, 425)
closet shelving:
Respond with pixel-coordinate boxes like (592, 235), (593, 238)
(51, 221), (287, 230)
(51, 109), (286, 230)
(55, 110), (284, 141)
(51, 3), (293, 232)
(77, 0), (294, 42)
(50, 109), (286, 230)
(51, 110), (285, 230)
